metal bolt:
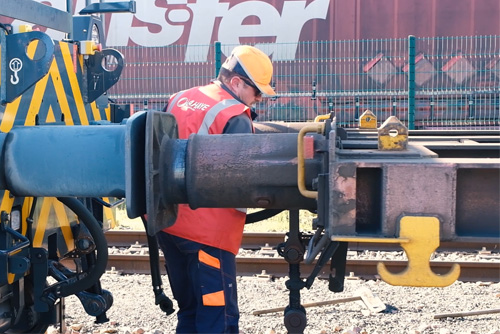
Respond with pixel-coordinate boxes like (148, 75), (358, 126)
(256, 198), (271, 206)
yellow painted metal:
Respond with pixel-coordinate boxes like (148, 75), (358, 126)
(0, 33), (118, 291)
(26, 73), (50, 126)
(60, 41), (87, 124)
(53, 199), (76, 251)
(358, 109), (377, 129)
(377, 116), (408, 150)
(377, 216), (461, 287)
(27, 39), (38, 58)
(18, 25), (33, 33)
(0, 191), (15, 214)
(0, 191), (16, 284)
(32, 198), (77, 251)
(313, 114), (331, 122)
(80, 40), (98, 55)
(33, 199), (51, 248)
(332, 236), (409, 244)
(297, 123), (325, 199)
(0, 96), (21, 132)
(102, 197), (117, 230)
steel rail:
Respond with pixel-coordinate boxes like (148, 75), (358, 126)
(105, 254), (500, 283)
(105, 231), (287, 249)
(105, 230), (499, 253)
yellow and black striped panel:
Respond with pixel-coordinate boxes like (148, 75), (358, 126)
(1, 40), (110, 130)
(0, 38), (115, 281)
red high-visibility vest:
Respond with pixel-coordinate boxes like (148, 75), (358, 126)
(162, 82), (251, 254)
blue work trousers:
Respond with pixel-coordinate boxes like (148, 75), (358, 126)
(156, 232), (239, 333)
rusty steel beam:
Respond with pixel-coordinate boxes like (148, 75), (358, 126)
(326, 126), (500, 242)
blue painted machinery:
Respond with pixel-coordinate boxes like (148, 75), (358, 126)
(0, 1), (499, 333)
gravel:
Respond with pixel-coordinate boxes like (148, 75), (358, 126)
(50, 272), (500, 334)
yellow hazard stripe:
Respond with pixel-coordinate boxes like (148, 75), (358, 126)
(21, 197), (34, 236)
(0, 191), (16, 284)
(33, 198), (50, 247)
(53, 199), (74, 251)
(91, 101), (102, 121)
(0, 191), (15, 215)
(26, 74), (50, 126)
(33, 198), (75, 251)
(0, 96), (21, 132)
(54, 42), (76, 125)
(61, 42), (86, 125)
(1, 40), (110, 129)
(49, 61), (72, 124)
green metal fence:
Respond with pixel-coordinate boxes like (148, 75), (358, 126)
(108, 36), (500, 129)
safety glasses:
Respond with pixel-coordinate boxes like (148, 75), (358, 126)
(237, 76), (262, 97)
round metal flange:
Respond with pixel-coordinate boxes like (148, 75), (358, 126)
(145, 111), (179, 236)
(284, 307), (307, 333)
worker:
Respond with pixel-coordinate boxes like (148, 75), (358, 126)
(156, 45), (276, 333)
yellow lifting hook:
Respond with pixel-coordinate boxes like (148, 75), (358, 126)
(378, 216), (461, 287)
(334, 216), (461, 287)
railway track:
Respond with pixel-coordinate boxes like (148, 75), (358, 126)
(105, 253), (500, 283)
(105, 230), (499, 252)
(104, 230), (500, 282)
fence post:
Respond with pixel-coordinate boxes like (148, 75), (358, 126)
(215, 41), (222, 78)
(408, 35), (416, 130)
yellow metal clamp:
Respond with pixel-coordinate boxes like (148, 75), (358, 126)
(358, 109), (377, 129)
(80, 40), (102, 56)
(313, 114), (331, 123)
(377, 116), (408, 151)
(297, 123), (325, 199)
(333, 216), (460, 287)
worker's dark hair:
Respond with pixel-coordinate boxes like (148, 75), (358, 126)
(217, 67), (240, 82)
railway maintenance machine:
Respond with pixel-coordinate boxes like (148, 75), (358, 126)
(1, 1), (499, 333)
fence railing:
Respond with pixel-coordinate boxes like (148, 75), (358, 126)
(107, 36), (500, 129)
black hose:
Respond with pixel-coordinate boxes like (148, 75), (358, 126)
(141, 215), (175, 315)
(56, 197), (108, 297)
(0, 23), (11, 34)
(245, 209), (283, 224)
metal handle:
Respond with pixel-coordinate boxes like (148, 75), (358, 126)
(297, 123), (324, 199)
(313, 114), (330, 123)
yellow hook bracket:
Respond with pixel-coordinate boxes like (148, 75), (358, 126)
(333, 216), (460, 287)
(377, 216), (460, 287)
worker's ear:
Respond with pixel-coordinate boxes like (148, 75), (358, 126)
(228, 76), (242, 91)
(229, 76), (240, 87)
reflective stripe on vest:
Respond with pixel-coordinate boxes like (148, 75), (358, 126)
(197, 99), (242, 135)
(166, 88), (242, 135)
(165, 90), (187, 114)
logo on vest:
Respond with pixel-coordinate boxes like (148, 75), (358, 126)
(177, 97), (210, 111)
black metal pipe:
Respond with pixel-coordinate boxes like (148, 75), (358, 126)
(55, 197), (108, 298)
(161, 133), (321, 210)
